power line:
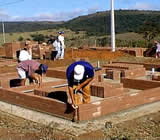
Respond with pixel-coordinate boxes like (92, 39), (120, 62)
(0, 0), (24, 7)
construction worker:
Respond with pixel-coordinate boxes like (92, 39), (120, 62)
(52, 37), (60, 59)
(47, 35), (56, 45)
(53, 31), (65, 60)
(66, 60), (94, 109)
(155, 41), (160, 58)
(58, 31), (65, 59)
(17, 60), (48, 88)
(19, 41), (32, 62)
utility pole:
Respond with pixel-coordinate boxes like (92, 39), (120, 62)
(111, 0), (115, 52)
(0, 0), (25, 44)
(2, 21), (6, 43)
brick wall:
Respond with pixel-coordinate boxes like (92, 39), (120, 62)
(4, 42), (23, 59)
(91, 82), (124, 98)
(121, 78), (160, 90)
(78, 86), (160, 121)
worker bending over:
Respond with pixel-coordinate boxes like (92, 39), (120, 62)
(17, 60), (48, 88)
(66, 60), (94, 109)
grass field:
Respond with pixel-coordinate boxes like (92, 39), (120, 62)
(0, 29), (147, 48)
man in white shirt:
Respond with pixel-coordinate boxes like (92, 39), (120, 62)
(58, 31), (65, 59)
(53, 37), (61, 59)
(19, 41), (32, 62)
(155, 41), (160, 58)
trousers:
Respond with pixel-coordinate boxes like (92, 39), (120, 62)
(73, 83), (91, 105)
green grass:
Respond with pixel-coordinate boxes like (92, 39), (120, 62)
(0, 29), (146, 48)
(0, 29), (87, 46)
(116, 32), (144, 41)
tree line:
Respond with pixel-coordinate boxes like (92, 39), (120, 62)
(1, 10), (160, 35)
(2, 10), (160, 48)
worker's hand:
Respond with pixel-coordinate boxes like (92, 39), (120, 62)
(38, 83), (42, 88)
(72, 104), (78, 109)
(74, 85), (81, 93)
(73, 86), (77, 94)
(67, 97), (72, 104)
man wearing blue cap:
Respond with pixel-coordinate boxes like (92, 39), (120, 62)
(17, 60), (48, 88)
(66, 60), (94, 109)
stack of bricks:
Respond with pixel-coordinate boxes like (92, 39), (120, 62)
(152, 75), (160, 81)
(104, 63), (146, 79)
(46, 67), (66, 79)
(91, 82), (124, 98)
(0, 72), (19, 88)
(117, 48), (147, 57)
(4, 42), (25, 59)
(32, 44), (46, 59)
(45, 49), (57, 60)
(93, 68), (105, 82)
(121, 77), (160, 90)
(106, 69), (121, 80)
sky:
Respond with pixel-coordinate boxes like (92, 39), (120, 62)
(0, 0), (160, 21)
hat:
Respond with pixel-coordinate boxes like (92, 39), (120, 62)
(41, 64), (48, 73)
(154, 41), (158, 44)
(59, 31), (64, 34)
(42, 42), (47, 46)
(25, 40), (31, 45)
(74, 65), (85, 80)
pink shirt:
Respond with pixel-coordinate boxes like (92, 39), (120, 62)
(17, 60), (40, 76)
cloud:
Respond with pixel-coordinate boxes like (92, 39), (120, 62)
(0, 5), (99, 21)
(30, 6), (99, 21)
(88, 5), (99, 14)
(0, 9), (11, 20)
(132, 2), (153, 10)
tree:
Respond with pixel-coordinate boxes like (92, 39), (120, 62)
(18, 36), (24, 41)
(139, 21), (160, 47)
(30, 33), (45, 43)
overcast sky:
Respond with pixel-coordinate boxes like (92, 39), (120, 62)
(0, 0), (160, 21)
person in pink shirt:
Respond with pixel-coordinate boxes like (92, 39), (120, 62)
(17, 60), (48, 87)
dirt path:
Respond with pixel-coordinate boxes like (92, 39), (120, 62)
(0, 101), (160, 140)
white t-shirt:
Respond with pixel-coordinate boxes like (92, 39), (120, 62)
(58, 35), (65, 47)
(156, 43), (160, 52)
(19, 50), (32, 62)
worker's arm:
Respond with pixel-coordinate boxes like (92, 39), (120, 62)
(75, 77), (93, 92)
(68, 86), (78, 109)
(30, 73), (42, 88)
(38, 75), (42, 88)
(20, 78), (26, 86)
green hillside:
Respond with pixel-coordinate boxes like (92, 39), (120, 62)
(63, 10), (160, 35)
(0, 21), (63, 33)
(1, 10), (160, 48)
(1, 10), (160, 35)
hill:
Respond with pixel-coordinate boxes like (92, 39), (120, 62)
(64, 10), (160, 35)
(0, 21), (64, 33)
(1, 10), (160, 35)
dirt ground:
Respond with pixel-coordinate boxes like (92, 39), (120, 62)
(0, 48), (160, 140)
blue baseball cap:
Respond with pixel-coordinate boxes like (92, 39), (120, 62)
(59, 31), (64, 34)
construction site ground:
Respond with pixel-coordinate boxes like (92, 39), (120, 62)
(0, 48), (160, 140)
